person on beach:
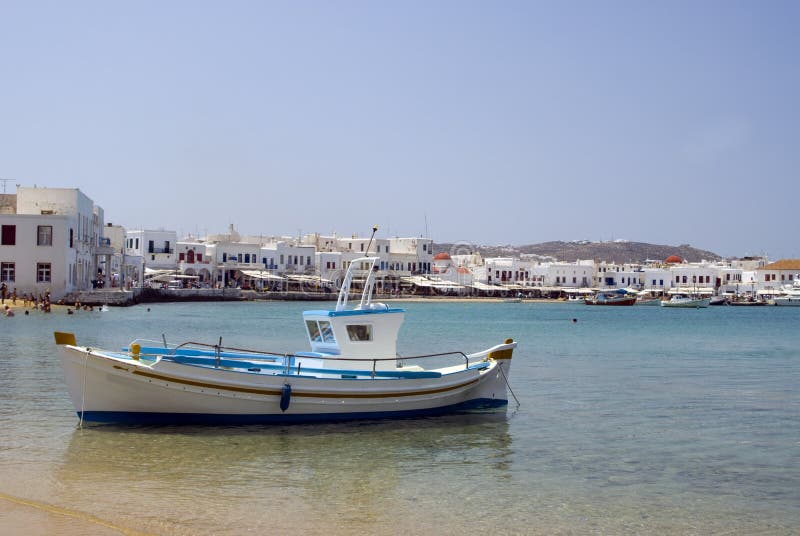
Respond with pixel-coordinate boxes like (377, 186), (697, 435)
(0, 282), (6, 304)
(4, 304), (14, 317)
(11, 288), (16, 305)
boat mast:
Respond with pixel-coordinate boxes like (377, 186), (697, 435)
(336, 226), (379, 312)
(358, 226), (379, 309)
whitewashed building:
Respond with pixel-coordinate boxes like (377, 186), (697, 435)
(0, 186), (107, 299)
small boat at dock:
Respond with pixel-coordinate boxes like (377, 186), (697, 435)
(584, 289), (636, 306)
(660, 294), (710, 308)
(774, 278), (800, 306)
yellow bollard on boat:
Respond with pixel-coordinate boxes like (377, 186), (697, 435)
(131, 343), (141, 360)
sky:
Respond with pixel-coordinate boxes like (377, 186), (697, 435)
(1, 0), (798, 259)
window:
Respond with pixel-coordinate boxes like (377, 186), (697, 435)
(306, 320), (322, 342)
(346, 324), (372, 341)
(70, 229), (74, 248)
(197, 254), (202, 262)
(1, 262), (14, 282)
(36, 263), (51, 282)
(307, 256), (311, 266)
(306, 320), (336, 343)
(320, 321), (335, 342)
(1, 225), (15, 245)
(135, 238), (139, 249)
(164, 241), (170, 253)
(280, 254), (284, 264)
(148, 240), (154, 253)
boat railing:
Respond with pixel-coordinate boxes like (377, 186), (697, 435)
(141, 339), (475, 374)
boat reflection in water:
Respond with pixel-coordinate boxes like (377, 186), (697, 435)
(56, 415), (512, 534)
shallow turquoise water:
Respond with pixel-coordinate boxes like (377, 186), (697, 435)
(1, 301), (798, 534)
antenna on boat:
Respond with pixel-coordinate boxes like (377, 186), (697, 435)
(365, 225), (378, 256)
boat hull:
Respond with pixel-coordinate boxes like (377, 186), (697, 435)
(773, 297), (800, 306)
(57, 345), (512, 424)
(584, 297), (636, 306)
(660, 298), (710, 308)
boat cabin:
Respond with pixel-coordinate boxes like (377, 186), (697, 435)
(300, 253), (405, 371)
(302, 307), (405, 370)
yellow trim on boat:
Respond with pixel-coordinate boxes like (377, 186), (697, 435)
(488, 339), (515, 360)
(54, 332), (77, 346)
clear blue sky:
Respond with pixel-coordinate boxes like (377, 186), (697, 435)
(1, 0), (797, 259)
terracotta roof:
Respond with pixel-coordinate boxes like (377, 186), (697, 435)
(433, 252), (452, 261)
(757, 259), (800, 270)
(664, 255), (683, 264)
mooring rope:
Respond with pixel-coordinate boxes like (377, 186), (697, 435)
(78, 350), (89, 428)
(498, 362), (520, 407)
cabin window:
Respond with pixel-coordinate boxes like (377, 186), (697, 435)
(346, 324), (372, 342)
(320, 321), (335, 342)
(306, 320), (322, 342)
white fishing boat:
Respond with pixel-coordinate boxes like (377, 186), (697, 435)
(774, 278), (800, 306)
(660, 294), (710, 308)
(54, 232), (517, 425)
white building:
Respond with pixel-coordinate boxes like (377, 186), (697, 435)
(0, 186), (107, 299)
(547, 260), (595, 288)
(756, 259), (800, 294)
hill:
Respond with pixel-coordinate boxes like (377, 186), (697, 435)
(433, 241), (721, 264)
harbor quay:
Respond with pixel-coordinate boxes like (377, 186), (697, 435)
(1, 186), (799, 305)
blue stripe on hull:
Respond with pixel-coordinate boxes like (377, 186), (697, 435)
(76, 398), (508, 425)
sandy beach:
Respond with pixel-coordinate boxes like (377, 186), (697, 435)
(0, 493), (140, 536)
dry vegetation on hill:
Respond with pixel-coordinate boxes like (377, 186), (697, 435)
(433, 241), (721, 264)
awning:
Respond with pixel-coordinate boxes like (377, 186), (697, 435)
(144, 268), (174, 276)
(148, 273), (199, 282)
(470, 282), (509, 291)
(241, 270), (285, 281)
(566, 288), (595, 295)
(286, 275), (333, 285)
(402, 276), (465, 289)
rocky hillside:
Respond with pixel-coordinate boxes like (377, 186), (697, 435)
(433, 240), (721, 264)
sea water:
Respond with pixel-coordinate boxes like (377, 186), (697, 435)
(0, 301), (798, 534)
